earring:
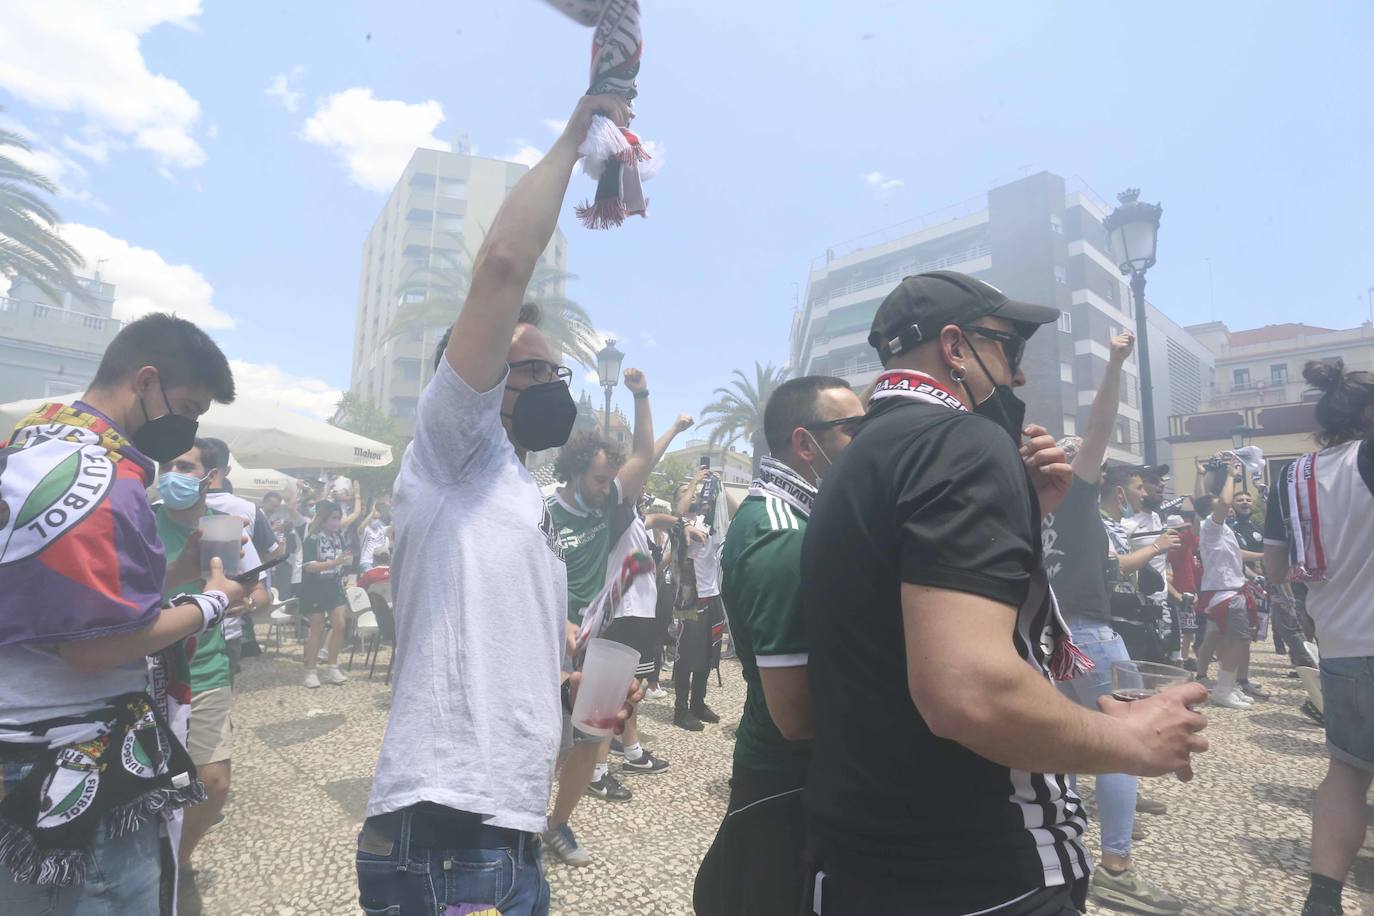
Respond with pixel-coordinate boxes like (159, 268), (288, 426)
(950, 366), (966, 383)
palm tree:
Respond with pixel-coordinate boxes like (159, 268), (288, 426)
(700, 362), (790, 476)
(526, 264), (601, 369)
(0, 120), (84, 303)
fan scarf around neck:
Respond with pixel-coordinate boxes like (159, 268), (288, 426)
(869, 370), (968, 412)
(749, 456), (817, 518)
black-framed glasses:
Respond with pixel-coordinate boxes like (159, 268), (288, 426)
(508, 359), (573, 385)
(960, 325), (1026, 374)
(804, 415), (866, 435)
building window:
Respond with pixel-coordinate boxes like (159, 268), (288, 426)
(1060, 362), (1074, 383)
(395, 358), (421, 381)
(390, 396), (418, 419)
(1233, 368), (1251, 390)
(1122, 381), (1139, 408)
(1270, 363), (1288, 384)
(1062, 414), (1077, 436)
(1054, 265), (1068, 285)
(1057, 310), (1072, 332)
(439, 177), (467, 199)
(1049, 213), (1063, 235)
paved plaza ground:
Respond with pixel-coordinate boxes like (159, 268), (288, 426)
(193, 632), (1372, 915)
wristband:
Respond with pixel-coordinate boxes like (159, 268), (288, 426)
(632, 389), (650, 400)
(173, 591), (228, 635)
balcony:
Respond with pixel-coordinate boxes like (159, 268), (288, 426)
(822, 244), (993, 305)
(0, 296), (122, 349)
(1203, 379), (1318, 410)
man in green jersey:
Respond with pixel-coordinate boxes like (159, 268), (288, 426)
(694, 376), (864, 916)
(155, 439), (270, 913)
(543, 368), (660, 867)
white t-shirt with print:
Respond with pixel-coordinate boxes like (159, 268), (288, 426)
(1199, 517), (1246, 591)
(1125, 510), (1170, 599)
(690, 529), (723, 599)
(607, 514), (658, 620)
(365, 359), (568, 834)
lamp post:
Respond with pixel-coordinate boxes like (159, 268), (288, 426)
(1104, 188), (1164, 465)
(595, 338), (625, 439)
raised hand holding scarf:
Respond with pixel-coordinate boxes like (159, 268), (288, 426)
(543, 0), (658, 229)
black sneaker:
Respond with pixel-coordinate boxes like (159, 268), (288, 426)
(674, 708), (704, 731)
(1300, 700), (1325, 727)
(621, 749), (670, 774)
(1302, 901), (1344, 916)
(585, 772), (633, 802)
(609, 738), (625, 757)
(180, 867), (203, 916)
(690, 703), (720, 724)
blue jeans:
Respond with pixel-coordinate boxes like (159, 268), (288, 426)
(356, 806), (549, 916)
(1059, 616), (1137, 858)
(1321, 656), (1374, 772)
(0, 815), (161, 916)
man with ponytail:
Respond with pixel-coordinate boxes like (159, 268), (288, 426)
(1263, 357), (1374, 916)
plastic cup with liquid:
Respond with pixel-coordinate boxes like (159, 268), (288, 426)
(571, 638), (641, 736)
(198, 515), (241, 578)
(1110, 659), (1193, 703)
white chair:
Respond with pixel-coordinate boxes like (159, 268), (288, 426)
(263, 587), (301, 655)
(346, 611), (379, 672)
(345, 586), (372, 619)
(1297, 666), (1325, 716)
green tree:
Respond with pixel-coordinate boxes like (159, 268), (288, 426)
(700, 362), (790, 477)
(526, 265), (600, 369)
(330, 391), (405, 502)
(0, 119), (84, 303)
(646, 454), (692, 504)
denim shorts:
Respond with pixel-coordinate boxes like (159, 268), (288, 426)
(1321, 656), (1374, 772)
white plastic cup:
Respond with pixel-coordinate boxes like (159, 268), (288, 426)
(572, 638), (641, 737)
(198, 515), (241, 577)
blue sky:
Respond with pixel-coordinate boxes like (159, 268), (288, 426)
(2, 1), (1372, 437)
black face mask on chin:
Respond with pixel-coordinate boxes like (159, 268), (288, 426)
(502, 381), (577, 452)
(959, 336), (1027, 442)
(131, 376), (199, 462)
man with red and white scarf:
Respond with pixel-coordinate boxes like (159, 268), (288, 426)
(1193, 456), (1260, 709)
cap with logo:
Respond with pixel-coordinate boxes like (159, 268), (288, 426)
(868, 270), (1061, 365)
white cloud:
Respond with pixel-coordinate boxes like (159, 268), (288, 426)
(227, 360), (341, 418)
(544, 118), (568, 135)
(59, 223), (234, 329)
(0, 1), (206, 168)
(62, 133), (109, 163)
(640, 330), (658, 348)
(205, 122), (218, 141)
(864, 171), (905, 194)
(302, 87), (449, 191)
(503, 141), (544, 168)
(265, 66), (305, 113)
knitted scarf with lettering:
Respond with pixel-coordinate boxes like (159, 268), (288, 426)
(575, 551), (655, 656)
(749, 457), (816, 518)
(543, 0), (659, 228)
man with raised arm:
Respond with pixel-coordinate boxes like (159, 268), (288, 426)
(358, 95), (638, 916)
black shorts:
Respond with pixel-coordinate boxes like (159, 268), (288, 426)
(603, 616), (658, 678)
(695, 766), (807, 916)
(300, 577), (345, 615)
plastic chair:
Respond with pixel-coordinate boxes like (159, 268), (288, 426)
(346, 611), (379, 671)
(1297, 667), (1325, 716)
(345, 586), (372, 619)
(366, 590), (396, 682)
(263, 587), (301, 655)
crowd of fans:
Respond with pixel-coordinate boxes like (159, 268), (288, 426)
(0, 92), (1370, 916)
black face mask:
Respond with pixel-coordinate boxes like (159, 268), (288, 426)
(502, 381), (577, 452)
(960, 335), (1027, 442)
(132, 377), (199, 462)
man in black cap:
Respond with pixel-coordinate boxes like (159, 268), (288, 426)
(802, 271), (1209, 915)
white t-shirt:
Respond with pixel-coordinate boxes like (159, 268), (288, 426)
(1198, 517), (1245, 592)
(1125, 510), (1169, 599)
(365, 359), (568, 833)
(607, 514), (658, 620)
(1266, 440), (1374, 658)
(690, 530), (723, 599)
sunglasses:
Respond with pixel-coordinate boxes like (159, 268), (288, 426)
(960, 325), (1026, 374)
(804, 415), (866, 435)
(508, 359), (573, 385)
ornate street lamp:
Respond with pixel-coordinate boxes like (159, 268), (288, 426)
(595, 339), (625, 438)
(1105, 188), (1164, 464)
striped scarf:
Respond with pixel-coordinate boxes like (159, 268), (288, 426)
(544, 0), (658, 228)
(1285, 452), (1326, 581)
(575, 551), (655, 656)
(748, 456), (815, 519)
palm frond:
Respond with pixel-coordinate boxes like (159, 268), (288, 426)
(0, 113), (84, 301)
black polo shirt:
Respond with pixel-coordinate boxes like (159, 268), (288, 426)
(802, 398), (1089, 913)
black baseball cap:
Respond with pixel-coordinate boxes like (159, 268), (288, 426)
(1136, 464), (1171, 480)
(868, 270), (1060, 365)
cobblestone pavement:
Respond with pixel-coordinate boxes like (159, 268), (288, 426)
(194, 635), (1371, 915)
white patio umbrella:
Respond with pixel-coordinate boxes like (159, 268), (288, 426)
(0, 393), (393, 470)
(225, 457), (298, 501)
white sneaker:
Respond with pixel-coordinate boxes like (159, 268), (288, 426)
(1233, 690), (1255, 707)
(644, 686), (668, 701)
(320, 665), (348, 685)
(1209, 688), (1249, 709)
(317, 648), (330, 663)
(303, 670), (321, 689)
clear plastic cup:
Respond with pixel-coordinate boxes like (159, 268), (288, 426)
(572, 638), (641, 737)
(1110, 659), (1193, 703)
(198, 515), (241, 577)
